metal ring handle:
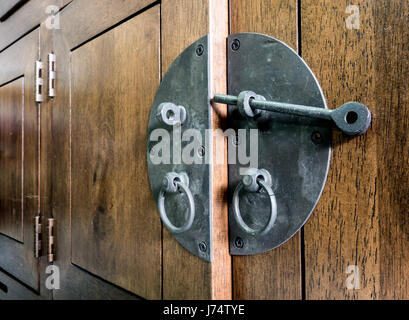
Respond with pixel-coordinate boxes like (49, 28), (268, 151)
(233, 179), (277, 236)
(158, 180), (195, 234)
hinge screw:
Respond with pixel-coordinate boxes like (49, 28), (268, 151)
(196, 44), (204, 56)
(231, 39), (240, 51)
(234, 237), (244, 249)
(199, 241), (207, 252)
(232, 135), (240, 146)
(197, 146), (205, 158)
(311, 131), (323, 145)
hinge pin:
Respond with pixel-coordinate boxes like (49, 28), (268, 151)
(35, 60), (43, 103)
(47, 218), (55, 263)
(48, 53), (56, 98)
(34, 216), (42, 258)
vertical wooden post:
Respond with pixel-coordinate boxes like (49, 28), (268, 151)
(39, 21), (54, 300)
(376, 0), (409, 299)
(302, 0), (379, 299)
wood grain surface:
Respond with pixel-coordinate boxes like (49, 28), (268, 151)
(0, 78), (23, 242)
(70, 8), (161, 299)
(58, 0), (156, 50)
(38, 21), (59, 301)
(0, 0), (22, 19)
(0, 269), (39, 300)
(300, 0), (407, 299)
(375, 0), (409, 299)
(230, 0), (301, 300)
(209, 0), (232, 301)
(0, 0), (72, 52)
(302, 0), (378, 299)
(51, 4), (161, 300)
(0, 28), (39, 291)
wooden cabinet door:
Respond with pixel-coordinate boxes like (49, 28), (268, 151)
(48, 1), (162, 300)
(0, 29), (40, 298)
(229, 0), (409, 300)
(6, 0), (407, 301)
(42, 0), (232, 300)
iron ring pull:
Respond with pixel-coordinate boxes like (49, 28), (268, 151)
(158, 172), (195, 234)
(232, 170), (277, 236)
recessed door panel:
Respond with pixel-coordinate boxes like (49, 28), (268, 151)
(0, 77), (23, 243)
(69, 8), (161, 298)
(0, 28), (39, 292)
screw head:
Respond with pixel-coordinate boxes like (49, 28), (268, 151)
(231, 39), (240, 51)
(234, 237), (244, 249)
(196, 44), (204, 56)
(198, 146), (205, 158)
(243, 175), (253, 187)
(232, 135), (240, 146)
(311, 131), (323, 145)
(199, 241), (207, 252)
(162, 177), (169, 188)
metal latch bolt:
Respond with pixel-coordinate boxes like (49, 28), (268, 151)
(214, 91), (371, 136)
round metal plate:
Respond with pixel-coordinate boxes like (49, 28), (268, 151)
(146, 36), (212, 262)
(227, 33), (331, 255)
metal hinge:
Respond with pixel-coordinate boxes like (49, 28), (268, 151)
(48, 53), (56, 98)
(34, 216), (42, 258)
(47, 218), (55, 263)
(35, 60), (43, 103)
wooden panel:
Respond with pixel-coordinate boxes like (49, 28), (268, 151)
(0, 0), (23, 18)
(161, 0), (231, 299)
(229, 0), (301, 300)
(52, 4), (161, 300)
(0, 269), (40, 300)
(0, 28), (39, 291)
(58, 0), (157, 50)
(302, 0), (379, 299)
(0, 78), (23, 242)
(70, 9), (161, 299)
(230, 0), (298, 44)
(375, 0), (409, 299)
(210, 0), (231, 301)
(0, 0), (71, 52)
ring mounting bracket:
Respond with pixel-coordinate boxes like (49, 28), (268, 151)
(228, 33), (331, 255)
(147, 36), (212, 262)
